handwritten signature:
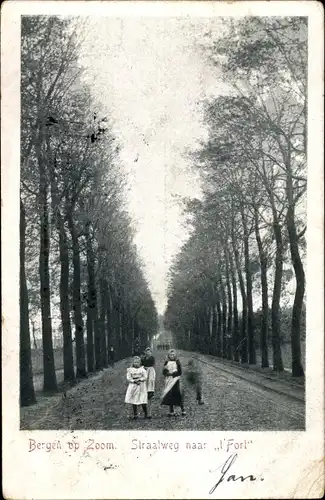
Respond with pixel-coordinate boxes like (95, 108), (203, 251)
(209, 453), (264, 494)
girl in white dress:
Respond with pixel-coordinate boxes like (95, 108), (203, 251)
(125, 356), (148, 419)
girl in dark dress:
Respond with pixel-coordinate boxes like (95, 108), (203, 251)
(141, 347), (156, 418)
(161, 349), (186, 417)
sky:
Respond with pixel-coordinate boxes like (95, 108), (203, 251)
(78, 18), (225, 314)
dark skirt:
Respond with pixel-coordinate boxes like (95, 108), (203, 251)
(161, 380), (183, 407)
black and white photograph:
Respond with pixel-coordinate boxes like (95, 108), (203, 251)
(18, 12), (308, 432)
(1, 1), (324, 499)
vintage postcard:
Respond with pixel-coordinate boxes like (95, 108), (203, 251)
(1, 1), (324, 498)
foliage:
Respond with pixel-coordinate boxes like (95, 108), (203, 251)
(165, 17), (307, 376)
(20, 16), (158, 404)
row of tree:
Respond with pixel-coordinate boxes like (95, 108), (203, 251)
(20, 16), (158, 407)
(165, 17), (307, 377)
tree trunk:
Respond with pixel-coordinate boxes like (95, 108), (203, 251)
(271, 210), (284, 372)
(125, 307), (132, 357)
(46, 134), (75, 382)
(240, 206), (256, 364)
(232, 225), (248, 363)
(211, 305), (217, 356)
(59, 221), (75, 381)
(20, 199), (37, 406)
(286, 169), (305, 377)
(108, 285), (116, 351)
(215, 292), (222, 357)
(193, 314), (200, 353)
(127, 306), (135, 357)
(254, 206), (269, 368)
(207, 307), (212, 354)
(219, 276), (227, 358)
(120, 302), (127, 357)
(85, 224), (95, 373)
(104, 280), (112, 358)
(39, 161), (57, 392)
(198, 312), (205, 353)
(203, 307), (211, 354)
(133, 320), (141, 356)
(86, 295), (94, 372)
(99, 277), (108, 368)
(131, 314), (136, 353)
(116, 297), (123, 358)
(224, 246), (233, 360)
(124, 305), (131, 354)
(93, 287), (101, 370)
(49, 165), (75, 383)
(67, 210), (86, 378)
(31, 322), (38, 350)
(111, 289), (119, 358)
(229, 250), (239, 362)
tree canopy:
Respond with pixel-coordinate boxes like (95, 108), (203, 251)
(20, 16), (158, 406)
(165, 17), (307, 377)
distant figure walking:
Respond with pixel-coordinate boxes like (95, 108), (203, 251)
(125, 356), (148, 419)
(141, 347), (156, 418)
(186, 358), (204, 405)
(161, 349), (186, 417)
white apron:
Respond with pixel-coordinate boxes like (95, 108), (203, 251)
(125, 366), (148, 405)
(146, 366), (156, 392)
(161, 361), (180, 402)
